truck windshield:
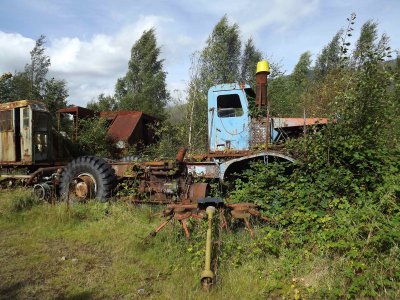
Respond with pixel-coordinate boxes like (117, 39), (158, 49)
(33, 112), (49, 131)
(217, 94), (243, 118)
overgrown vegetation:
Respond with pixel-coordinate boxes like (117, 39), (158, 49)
(1, 13), (399, 298)
(227, 14), (400, 297)
(0, 190), (313, 299)
(0, 35), (68, 118)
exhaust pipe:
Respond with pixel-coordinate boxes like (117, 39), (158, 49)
(255, 60), (270, 108)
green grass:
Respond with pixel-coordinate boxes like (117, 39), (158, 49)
(0, 189), (398, 299)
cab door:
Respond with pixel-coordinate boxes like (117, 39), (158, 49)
(0, 109), (15, 162)
(20, 107), (32, 163)
(209, 90), (250, 152)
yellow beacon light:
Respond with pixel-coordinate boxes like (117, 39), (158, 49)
(256, 60), (270, 75)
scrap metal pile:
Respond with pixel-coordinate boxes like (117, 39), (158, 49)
(150, 199), (269, 239)
(148, 197), (270, 290)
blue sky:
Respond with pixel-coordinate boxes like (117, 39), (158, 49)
(0, 0), (399, 106)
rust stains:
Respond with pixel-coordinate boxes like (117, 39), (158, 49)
(272, 117), (328, 128)
(57, 106), (96, 118)
(104, 111), (159, 148)
(106, 112), (142, 142)
(0, 100), (48, 111)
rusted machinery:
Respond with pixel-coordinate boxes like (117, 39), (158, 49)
(147, 197), (269, 290)
(0, 60), (327, 203)
(0, 60), (328, 290)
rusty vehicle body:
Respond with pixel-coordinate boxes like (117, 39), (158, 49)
(0, 100), (50, 165)
(0, 60), (328, 204)
(57, 106), (158, 150)
(0, 100), (71, 169)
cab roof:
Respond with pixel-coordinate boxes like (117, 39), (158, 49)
(208, 83), (255, 97)
(0, 100), (49, 112)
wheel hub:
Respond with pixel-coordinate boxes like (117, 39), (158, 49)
(72, 174), (96, 200)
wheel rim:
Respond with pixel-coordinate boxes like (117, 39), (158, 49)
(71, 173), (97, 200)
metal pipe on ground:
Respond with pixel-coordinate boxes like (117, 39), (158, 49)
(200, 206), (216, 291)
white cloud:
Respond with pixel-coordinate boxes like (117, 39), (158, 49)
(49, 15), (173, 76)
(240, 0), (320, 35)
(0, 1), (321, 106)
(0, 32), (34, 73)
(176, 0), (319, 35)
(0, 15), (195, 106)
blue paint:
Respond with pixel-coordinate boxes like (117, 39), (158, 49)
(208, 84), (251, 152)
(207, 84), (285, 152)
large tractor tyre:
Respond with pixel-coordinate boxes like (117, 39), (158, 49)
(60, 156), (117, 202)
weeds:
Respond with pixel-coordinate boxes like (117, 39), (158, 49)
(0, 188), (398, 298)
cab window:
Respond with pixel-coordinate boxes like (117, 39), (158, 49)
(0, 110), (13, 131)
(217, 94), (243, 118)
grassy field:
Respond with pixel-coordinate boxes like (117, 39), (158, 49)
(0, 189), (398, 299)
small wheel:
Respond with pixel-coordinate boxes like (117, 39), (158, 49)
(60, 156), (116, 202)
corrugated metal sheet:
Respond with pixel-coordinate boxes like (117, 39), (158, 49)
(107, 112), (142, 142)
(272, 117), (328, 128)
(57, 106), (95, 118)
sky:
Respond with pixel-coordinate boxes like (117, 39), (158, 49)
(0, 0), (399, 107)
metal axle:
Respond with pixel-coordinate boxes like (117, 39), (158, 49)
(200, 206), (216, 290)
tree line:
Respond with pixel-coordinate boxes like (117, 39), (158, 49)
(0, 14), (398, 158)
(0, 35), (68, 118)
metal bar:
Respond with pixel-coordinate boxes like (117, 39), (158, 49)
(200, 206), (216, 290)
(181, 219), (190, 239)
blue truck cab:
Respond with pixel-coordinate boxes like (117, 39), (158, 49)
(207, 82), (328, 155)
(208, 83), (253, 152)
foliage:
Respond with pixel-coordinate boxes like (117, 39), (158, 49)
(185, 52), (208, 152)
(143, 120), (187, 160)
(227, 21), (400, 296)
(269, 51), (312, 116)
(199, 15), (241, 87)
(43, 78), (68, 118)
(185, 16), (263, 152)
(354, 20), (390, 66)
(314, 30), (343, 79)
(0, 72), (14, 102)
(76, 117), (116, 158)
(0, 72), (31, 103)
(115, 28), (169, 119)
(1, 185), (398, 298)
(86, 93), (117, 113)
(240, 38), (263, 87)
(24, 35), (51, 99)
(0, 35), (68, 118)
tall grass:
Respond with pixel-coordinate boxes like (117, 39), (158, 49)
(0, 189), (398, 299)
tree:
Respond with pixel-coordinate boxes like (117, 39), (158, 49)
(0, 72), (14, 103)
(240, 38), (263, 87)
(77, 117), (115, 157)
(292, 51), (312, 113)
(354, 20), (390, 65)
(87, 94), (117, 113)
(291, 51), (312, 86)
(199, 15), (241, 87)
(186, 53), (207, 151)
(115, 28), (169, 119)
(43, 78), (68, 118)
(24, 35), (51, 99)
(186, 16), (242, 151)
(1, 35), (69, 117)
(314, 30), (343, 78)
